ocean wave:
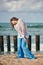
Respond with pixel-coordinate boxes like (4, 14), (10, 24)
(0, 23), (43, 28)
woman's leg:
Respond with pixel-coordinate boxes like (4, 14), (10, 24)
(17, 38), (24, 58)
(22, 38), (36, 59)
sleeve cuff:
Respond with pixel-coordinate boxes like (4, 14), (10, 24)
(22, 35), (24, 38)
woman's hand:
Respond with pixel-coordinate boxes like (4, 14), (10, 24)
(22, 34), (27, 42)
(24, 36), (27, 42)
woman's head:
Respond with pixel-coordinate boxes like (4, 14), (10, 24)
(10, 17), (18, 28)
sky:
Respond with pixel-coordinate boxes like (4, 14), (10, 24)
(0, 0), (43, 23)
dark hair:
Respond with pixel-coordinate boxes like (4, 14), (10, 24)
(10, 17), (18, 22)
(10, 17), (18, 28)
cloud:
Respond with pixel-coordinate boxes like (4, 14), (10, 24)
(30, 1), (43, 10)
(0, 0), (43, 12)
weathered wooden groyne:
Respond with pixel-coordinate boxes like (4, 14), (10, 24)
(0, 35), (40, 54)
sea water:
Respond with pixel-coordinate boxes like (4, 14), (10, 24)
(0, 23), (43, 53)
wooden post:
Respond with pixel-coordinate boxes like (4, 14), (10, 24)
(7, 36), (10, 53)
(28, 35), (31, 51)
(0, 36), (4, 53)
(36, 35), (40, 51)
(13, 36), (17, 52)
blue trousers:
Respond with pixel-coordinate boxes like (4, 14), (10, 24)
(17, 38), (35, 59)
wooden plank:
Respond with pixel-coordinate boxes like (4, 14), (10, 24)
(13, 36), (17, 52)
(0, 36), (4, 52)
(36, 35), (40, 51)
(6, 36), (10, 53)
(28, 35), (31, 51)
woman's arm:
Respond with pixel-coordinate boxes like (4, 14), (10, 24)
(19, 20), (28, 41)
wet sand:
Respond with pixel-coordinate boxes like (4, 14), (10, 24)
(0, 53), (43, 65)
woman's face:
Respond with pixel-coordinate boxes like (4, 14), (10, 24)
(11, 20), (17, 25)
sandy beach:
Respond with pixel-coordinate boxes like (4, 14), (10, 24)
(0, 53), (43, 65)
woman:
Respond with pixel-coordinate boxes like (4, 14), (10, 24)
(10, 17), (36, 59)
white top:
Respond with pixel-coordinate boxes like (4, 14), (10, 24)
(14, 19), (29, 38)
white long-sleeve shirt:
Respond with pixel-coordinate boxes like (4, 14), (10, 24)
(14, 19), (29, 38)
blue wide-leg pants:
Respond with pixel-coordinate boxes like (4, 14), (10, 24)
(17, 38), (36, 59)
